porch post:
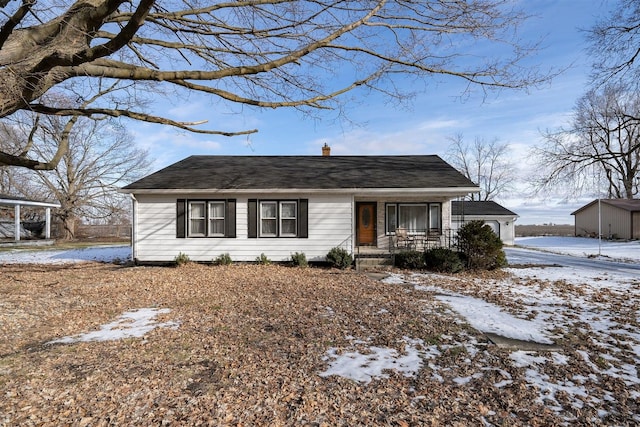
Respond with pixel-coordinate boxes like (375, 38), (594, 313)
(14, 204), (20, 241)
(45, 207), (51, 239)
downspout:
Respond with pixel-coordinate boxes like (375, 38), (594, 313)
(14, 204), (20, 241)
(129, 194), (138, 262)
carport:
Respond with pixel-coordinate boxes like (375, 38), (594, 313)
(0, 194), (60, 242)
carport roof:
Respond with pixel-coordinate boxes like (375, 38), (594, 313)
(0, 194), (60, 208)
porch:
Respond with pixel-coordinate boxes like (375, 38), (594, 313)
(354, 229), (458, 270)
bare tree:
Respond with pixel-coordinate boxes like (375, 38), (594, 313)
(588, 0), (640, 87)
(445, 134), (515, 201)
(0, 0), (549, 170)
(533, 83), (640, 199)
(2, 94), (151, 239)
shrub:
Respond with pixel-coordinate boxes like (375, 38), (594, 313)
(424, 247), (465, 273)
(291, 252), (308, 267)
(213, 253), (233, 266)
(393, 250), (426, 269)
(174, 252), (190, 266)
(456, 220), (507, 270)
(256, 253), (271, 265)
(326, 247), (353, 269)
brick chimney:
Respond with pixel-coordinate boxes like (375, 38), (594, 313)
(322, 143), (331, 156)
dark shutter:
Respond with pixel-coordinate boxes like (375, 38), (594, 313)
(298, 199), (308, 238)
(248, 199), (258, 238)
(226, 199), (236, 238)
(176, 199), (186, 238)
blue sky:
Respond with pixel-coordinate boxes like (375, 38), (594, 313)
(131, 1), (613, 225)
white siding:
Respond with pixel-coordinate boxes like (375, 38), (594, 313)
(133, 193), (352, 262)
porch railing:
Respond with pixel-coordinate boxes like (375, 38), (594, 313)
(389, 228), (458, 253)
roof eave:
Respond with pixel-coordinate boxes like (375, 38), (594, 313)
(120, 186), (481, 195)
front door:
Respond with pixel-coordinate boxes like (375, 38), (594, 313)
(356, 202), (377, 246)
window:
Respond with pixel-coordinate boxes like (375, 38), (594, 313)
(386, 204), (397, 233)
(386, 202), (442, 234)
(177, 199), (236, 238)
(280, 202), (297, 236)
(429, 204), (441, 231)
(260, 201), (297, 237)
(399, 204), (427, 232)
(248, 199), (308, 239)
(189, 202), (206, 236)
(208, 201), (226, 236)
(260, 201), (278, 237)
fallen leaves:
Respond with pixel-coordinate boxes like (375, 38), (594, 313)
(0, 263), (637, 425)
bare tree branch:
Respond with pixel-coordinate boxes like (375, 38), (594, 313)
(445, 133), (515, 201)
(0, 0), (551, 169)
(533, 83), (640, 199)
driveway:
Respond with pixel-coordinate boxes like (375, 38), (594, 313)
(505, 246), (640, 275)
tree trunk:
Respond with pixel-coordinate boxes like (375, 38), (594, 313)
(61, 215), (76, 240)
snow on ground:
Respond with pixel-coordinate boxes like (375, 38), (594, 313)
(377, 248), (640, 424)
(434, 293), (555, 344)
(3, 237), (640, 422)
(48, 308), (180, 345)
(0, 244), (130, 264)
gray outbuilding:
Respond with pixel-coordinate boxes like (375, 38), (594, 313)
(571, 199), (640, 240)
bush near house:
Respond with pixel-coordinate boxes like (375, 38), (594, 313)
(326, 247), (353, 269)
(213, 253), (233, 266)
(393, 250), (426, 270)
(291, 252), (308, 267)
(174, 252), (191, 266)
(456, 220), (507, 270)
(424, 248), (465, 273)
(256, 253), (272, 265)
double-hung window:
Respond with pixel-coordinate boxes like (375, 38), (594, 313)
(386, 202), (442, 234)
(260, 201), (278, 237)
(259, 201), (297, 237)
(208, 201), (226, 236)
(248, 199), (308, 239)
(280, 201), (297, 236)
(189, 202), (206, 236)
(177, 199), (236, 238)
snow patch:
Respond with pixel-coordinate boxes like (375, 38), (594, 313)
(48, 308), (179, 344)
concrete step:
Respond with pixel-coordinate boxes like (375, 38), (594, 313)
(355, 256), (393, 270)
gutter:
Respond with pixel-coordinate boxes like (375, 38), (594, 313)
(118, 187), (481, 196)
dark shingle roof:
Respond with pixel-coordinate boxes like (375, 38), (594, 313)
(122, 155), (478, 191)
(451, 201), (518, 217)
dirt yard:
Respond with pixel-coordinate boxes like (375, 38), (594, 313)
(1, 263), (637, 426)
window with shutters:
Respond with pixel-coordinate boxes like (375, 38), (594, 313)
(259, 200), (298, 237)
(178, 199), (235, 238)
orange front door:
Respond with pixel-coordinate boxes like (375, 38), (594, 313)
(356, 202), (376, 246)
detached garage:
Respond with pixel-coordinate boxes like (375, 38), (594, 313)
(451, 201), (518, 246)
(571, 199), (640, 240)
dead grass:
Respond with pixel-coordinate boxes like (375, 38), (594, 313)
(0, 263), (621, 425)
(515, 224), (574, 237)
